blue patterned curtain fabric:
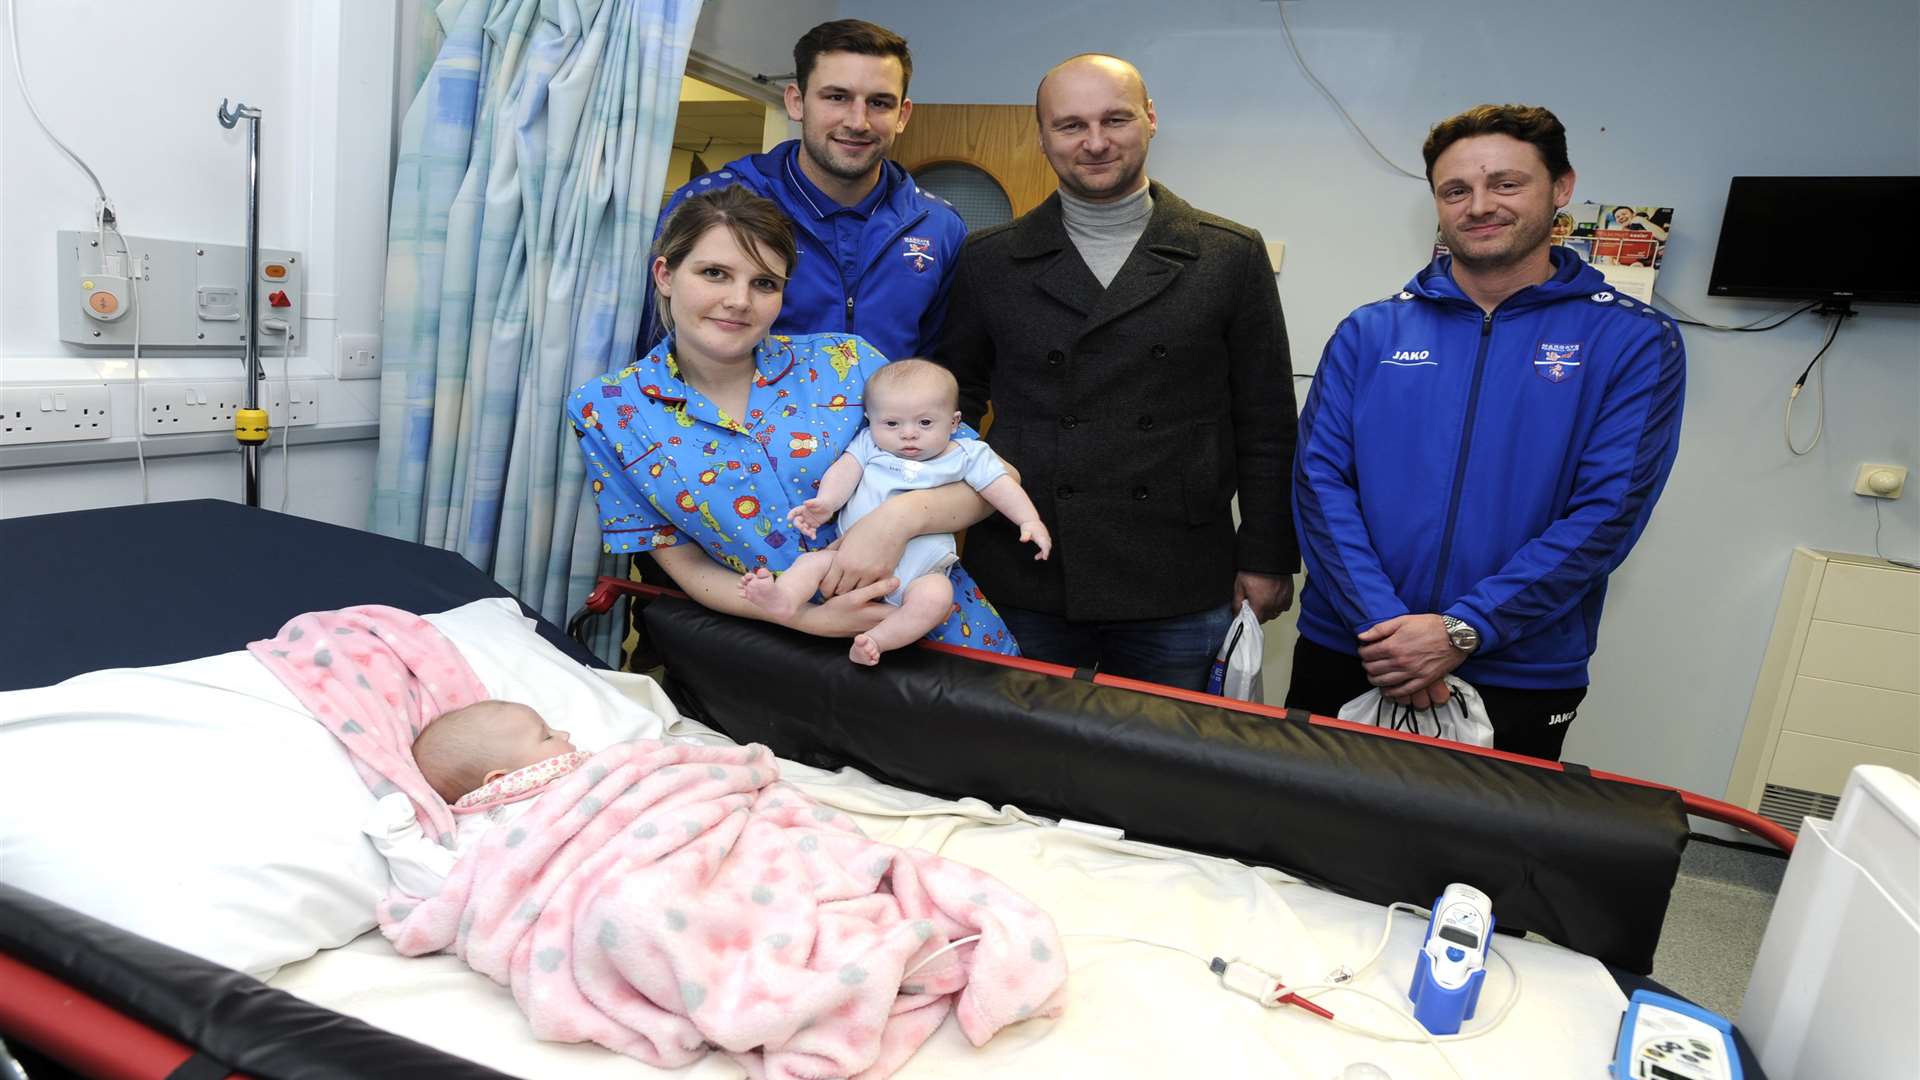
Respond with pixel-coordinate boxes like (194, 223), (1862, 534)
(372, 0), (702, 657)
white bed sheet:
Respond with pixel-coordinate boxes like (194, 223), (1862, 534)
(272, 672), (1625, 1080)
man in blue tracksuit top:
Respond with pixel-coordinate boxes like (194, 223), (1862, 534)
(1287, 105), (1686, 760)
(642, 19), (966, 366)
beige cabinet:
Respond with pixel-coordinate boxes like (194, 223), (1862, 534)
(1730, 548), (1920, 830)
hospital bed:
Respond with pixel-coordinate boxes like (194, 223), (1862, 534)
(0, 499), (1782, 1079)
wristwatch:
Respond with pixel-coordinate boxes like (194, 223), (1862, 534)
(1441, 615), (1481, 654)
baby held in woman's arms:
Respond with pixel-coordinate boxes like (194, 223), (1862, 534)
(740, 360), (1050, 665)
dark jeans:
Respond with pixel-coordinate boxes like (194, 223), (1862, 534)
(1283, 635), (1586, 761)
(997, 604), (1234, 693)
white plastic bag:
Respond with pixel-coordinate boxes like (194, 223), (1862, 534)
(1206, 601), (1264, 701)
(1337, 676), (1495, 747)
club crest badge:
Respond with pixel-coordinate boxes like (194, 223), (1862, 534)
(1534, 341), (1583, 383)
(902, 236), (935, 273)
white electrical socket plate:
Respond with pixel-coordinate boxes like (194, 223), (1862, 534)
(0, 384), (113, 446)
(141, 379), (318, 435)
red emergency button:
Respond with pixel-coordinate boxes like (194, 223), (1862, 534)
(268, 290), (291, 308)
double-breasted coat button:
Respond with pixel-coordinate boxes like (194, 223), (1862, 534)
(1046, 350), (1065, 366)
(1137, 415), (1154, 431)
(1150, 343), (1168, 359)
(1059, 415), (1078, 429)
(1132, 486), (1149, 500)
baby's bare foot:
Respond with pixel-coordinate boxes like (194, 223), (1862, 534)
(740, 568), (800, 618)
(849, 633), (882, 666)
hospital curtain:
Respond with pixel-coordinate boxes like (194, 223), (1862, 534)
(370, 0), (701, 659)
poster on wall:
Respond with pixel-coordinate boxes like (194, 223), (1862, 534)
(1434, 202), (1674, 302)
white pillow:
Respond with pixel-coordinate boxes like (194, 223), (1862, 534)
(0, 597), (666, 978)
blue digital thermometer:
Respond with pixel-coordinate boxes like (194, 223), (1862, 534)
(1407, 883), (1492, 1034)
(1611, 989), (1741, 1080)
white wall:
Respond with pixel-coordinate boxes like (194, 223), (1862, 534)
(0, 0), (396, 528)
(692, 0), (837, 82)
(847, 0), (1920, 798)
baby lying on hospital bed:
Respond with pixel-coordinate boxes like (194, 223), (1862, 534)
(250, 603), (1068, 1078)
(363, 699), (581, 896)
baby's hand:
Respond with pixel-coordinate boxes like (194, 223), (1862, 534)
(1019, 520), (1053, 561)
(787, 499), (832, 538)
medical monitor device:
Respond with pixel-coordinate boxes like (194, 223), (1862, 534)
(1706, 176), (1920, 307)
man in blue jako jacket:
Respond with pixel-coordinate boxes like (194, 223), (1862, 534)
(643, 19), (965, 365)
(1286, 104), (1686, 760)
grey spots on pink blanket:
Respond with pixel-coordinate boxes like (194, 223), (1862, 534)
(339, 720), (364, 735)
(680, 980), (707, 1010)
(588, 764), (608, 783)
(683, 820), (702, 837)
(797, 835), (818, 853)
(707, 765), (727, 780)
(901, 984), (924, 996)
(370, 779), (397, 797)
(970, 892), (990, 906)
(1030, 938), (1052, 963)
(334, 627), (355, 636)
(838, 964), (868, 986)
(313, 647), (332, 667)
(1014, 1004), (1034, 1021)
(750, 885), (774, 905)
(597, 920), (618, 949)
(868, 856), (890, 879)
(749, 769), (763, 786)
(632, 822), (658, 840)
(536, 947), (566, 973)
(665, 908), (687, 932)
(764, 932), (791, 950)
(811, 807), (836, 823)
(458, 911), (473, 936)
(288, 626), (305, 641)
(579, 796), (602, 815)
(270, 649), (289, 658)
(354, 674), (372, 689)
(506, 827), (527, 847)
(516, 901), (540, 921)
(389, 902), (413, 921)
(764, 797), (784, 809)
(438, 832), (452, 846)
(912, 920), (933, 941)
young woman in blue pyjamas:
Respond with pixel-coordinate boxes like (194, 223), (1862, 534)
(566, 186), (1021, 655)
(740, 359), (1050, 665)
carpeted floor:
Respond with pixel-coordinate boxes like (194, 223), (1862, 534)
(1649, 837), (1789, 1018)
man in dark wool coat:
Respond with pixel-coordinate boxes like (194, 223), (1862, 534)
(933, 53), (1298, 691)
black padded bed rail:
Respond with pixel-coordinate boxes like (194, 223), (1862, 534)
(635, 591), (1690, 973)
(0, 883), (512, 1080)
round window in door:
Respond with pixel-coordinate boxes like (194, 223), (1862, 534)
(912, 162), (1014, 230)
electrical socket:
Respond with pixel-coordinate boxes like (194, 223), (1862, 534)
(141, 379), (317, 435)
(0, 384), (113, 446)
(263, 379), (321, 426)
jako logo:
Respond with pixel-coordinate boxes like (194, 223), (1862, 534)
(1391, 350), (1430, 361)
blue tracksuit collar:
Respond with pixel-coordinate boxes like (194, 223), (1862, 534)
(778, 142), (893, 221)
(1407, 246), (1611, 314)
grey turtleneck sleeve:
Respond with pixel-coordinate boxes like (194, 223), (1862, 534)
(1059, 183), (1154, 288)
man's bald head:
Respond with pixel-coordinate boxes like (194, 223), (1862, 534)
(1035, 53), (1150, 122)
(1033, 53), (1157, 203)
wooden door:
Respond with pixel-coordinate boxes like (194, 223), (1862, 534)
(890, 104), (1057, 217)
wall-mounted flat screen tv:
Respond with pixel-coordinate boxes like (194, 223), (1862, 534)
(1708, 176), (1919, 305)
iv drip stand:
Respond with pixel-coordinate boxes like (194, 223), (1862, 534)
(217, 98), (267, 507)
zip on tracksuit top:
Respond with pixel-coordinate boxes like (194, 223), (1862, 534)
(641, 142), (968, 362)
(1293, 248), (1686, 689)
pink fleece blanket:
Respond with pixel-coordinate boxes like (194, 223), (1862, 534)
(378, 738), (1066, 1078)
(249, 607), (1066, 1077)
(248, 604), (490, 846)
